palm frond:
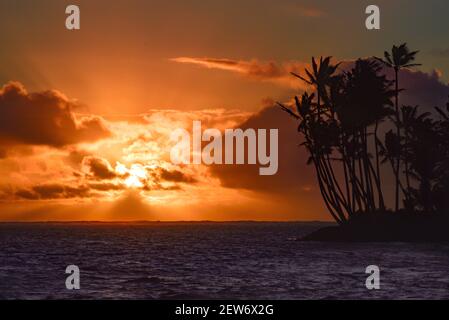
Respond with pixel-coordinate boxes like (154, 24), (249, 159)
(435, 107), (449, 120)
(276, 102), (300, 119)
(291, 72), (312, 85)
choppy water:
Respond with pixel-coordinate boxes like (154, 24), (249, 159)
(0, 222), (448, 300)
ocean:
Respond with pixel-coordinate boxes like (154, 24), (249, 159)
(0, 222), (448, 300)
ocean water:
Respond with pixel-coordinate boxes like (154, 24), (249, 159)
(0, 222), (448, 300)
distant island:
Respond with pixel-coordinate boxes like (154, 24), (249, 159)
(278, 44), (449, 242)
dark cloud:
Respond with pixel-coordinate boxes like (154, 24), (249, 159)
(210, 106), (317, 194)
(208, 105), (328, 218)
(88, 182), (124, 191)
(10, 182), (123, 201)
(171, 57), (307, 87)
(15, 184), (90, 200)
(174, 57), (288, 78)
(158, 168), (197, 184)
(397, 69), (449, 108)
(144, 183), (183, 192)
(0, 82), (110, 148)
(172, 57), (449, 104)
(82, 156), (117, 180)
(340, 60), (449, 109)
(14, 189), (39, 200)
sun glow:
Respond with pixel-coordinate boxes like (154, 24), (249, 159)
(124, 175), (144, 188)
(116, 162), (148, 188)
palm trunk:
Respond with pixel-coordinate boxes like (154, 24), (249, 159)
(363, 128), (375, 211)
(374, 121), (386, 210)
(342, 150), (353, 215)
(394, 68), (401, 212)
(315, 154), (347, 222)
(315, 164), (343, 224)
(404, 124), (411, 203)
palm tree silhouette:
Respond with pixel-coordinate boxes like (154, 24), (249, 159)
(279, 58), (394, 222)
(433, 98), (449, 214)
(279, 46), (449, 230)
(339, 59), (394, 211)
(375, 43), (421, 212)
(404, 110), (438, 212)
(291, 56), (340, 117)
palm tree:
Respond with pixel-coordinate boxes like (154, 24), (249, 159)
(279, 58), (394, 222)
(401, 106), (430, 198)
(375, 43), (421, 212)
(278, 93), (348, 223)
(340, 59), (394, 211)
(291, 56), (340, 117)
(406, 113), (438, 213)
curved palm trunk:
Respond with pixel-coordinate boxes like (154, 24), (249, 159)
(310, 151), (345, 224)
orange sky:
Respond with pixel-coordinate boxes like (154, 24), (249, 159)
(0, 80), (327, 221)
(1, 0), (449, 221)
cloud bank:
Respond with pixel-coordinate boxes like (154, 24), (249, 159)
(0, 82), (110, 148)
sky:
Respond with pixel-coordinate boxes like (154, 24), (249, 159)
(0, 0), (449, 221)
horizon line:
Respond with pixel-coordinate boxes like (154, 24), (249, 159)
(0, 220), (334, 224)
